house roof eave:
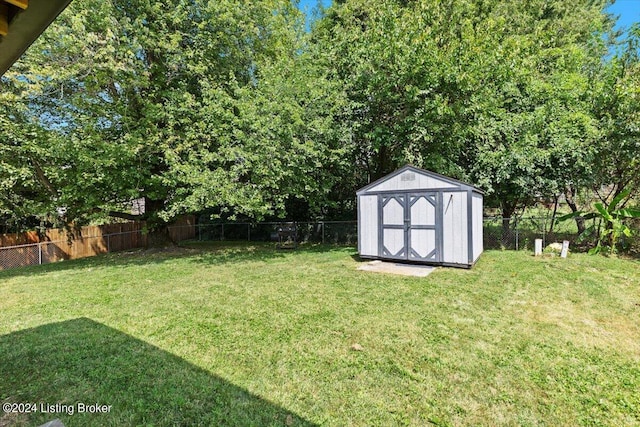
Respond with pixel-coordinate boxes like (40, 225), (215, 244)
(0, 0), (73, 76)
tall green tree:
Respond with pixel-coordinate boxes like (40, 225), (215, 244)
(311, 0), (611, 228)
(591, 24), (640, 207)
(311, 0), (471, 182)
(0, 0), (345, 229)
(467, 2), (606, 220)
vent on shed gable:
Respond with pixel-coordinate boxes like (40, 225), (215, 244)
(400, 172), (415, 182)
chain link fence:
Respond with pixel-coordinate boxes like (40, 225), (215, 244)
(2, 217), (636, 271)
(482, 216), (587, 251)
(185, 221), (359, 245)
(0, 243), (41, 270)
(172, 217), (592, 250)
(0, 230), (146, 271)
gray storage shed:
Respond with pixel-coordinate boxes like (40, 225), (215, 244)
(357, 165), (483, 268)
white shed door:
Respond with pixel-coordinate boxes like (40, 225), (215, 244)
(379, 193), (440, 262)
(408, 194), (439, 262)
(380, 195), (407, 259)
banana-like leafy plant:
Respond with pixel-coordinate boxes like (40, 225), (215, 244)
(557, 189), (640, 254)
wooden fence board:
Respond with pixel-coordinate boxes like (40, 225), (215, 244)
(168, 215), (196, 242)
(0, 218), (191, 270)
(0, 230), (39, 246)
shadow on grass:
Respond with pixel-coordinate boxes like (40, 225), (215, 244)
(350, 252), (370, 263)
(0, 241), (357, 281)
(0, 318), (317, 427)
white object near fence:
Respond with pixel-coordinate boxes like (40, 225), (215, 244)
(534, 239), (543, 256)
(561, 240), (569, 258)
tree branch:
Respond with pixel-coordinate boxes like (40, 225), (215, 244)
(30, 158), (57, 197)
(108, 210), (144, 221)
(90, 207), (144, 222)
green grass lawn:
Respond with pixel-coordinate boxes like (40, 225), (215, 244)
(1, 243), (639, 426)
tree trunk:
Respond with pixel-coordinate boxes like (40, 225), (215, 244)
(374, 144), (390, 181)
(501, 202), (517, 248)
(549, 195), (559, 234)
(142, 197), (176, 247)
(564, 186), (585, 234)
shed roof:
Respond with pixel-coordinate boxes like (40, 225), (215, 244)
(356, 165), (483, 195)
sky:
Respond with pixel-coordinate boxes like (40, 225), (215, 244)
(297, 0), (640, 33)
(297, 0), (331, 30)
(297, 0), (331, 16)
(607, 0), (640, 32)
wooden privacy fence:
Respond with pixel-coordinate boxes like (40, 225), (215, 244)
(0, 222), (147, 270)
(167, 215), (196, 242)
(0, 216), (197, 271)
(0, 230), (39, 246)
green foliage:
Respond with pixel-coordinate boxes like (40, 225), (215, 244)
(312, 0), (475, 180)
(590, 24), (640, 206)
(558, 189), (640, 254)
(1, 0), (638, 230)
(310, 0), (611, 219)
(459, 1), (607, 217)
(0, 0), (348, 227)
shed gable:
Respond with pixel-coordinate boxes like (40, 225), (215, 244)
(358, 166), (463, 194)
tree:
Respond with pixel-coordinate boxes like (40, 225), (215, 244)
(311, 0), (472, 183)
(0, 0), (346, 230)
(591, 24), (640, 208)
(311, 0), (610, 231)
(160, 23), (350, 221)
(463, 1), (608, 221)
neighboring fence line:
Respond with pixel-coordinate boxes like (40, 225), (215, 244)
(1, 216), (635, 271)
(174, 221), (360, 245)
(482, 216), (584, 251)
(0, 222), (148, 270)
(167, 217), (588, 250)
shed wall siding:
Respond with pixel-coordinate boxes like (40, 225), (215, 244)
(358, 195), (378, 256)
(367, 171), (456, 193)
(442, 191), (468, 264)
(472, 193), (483, 262)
